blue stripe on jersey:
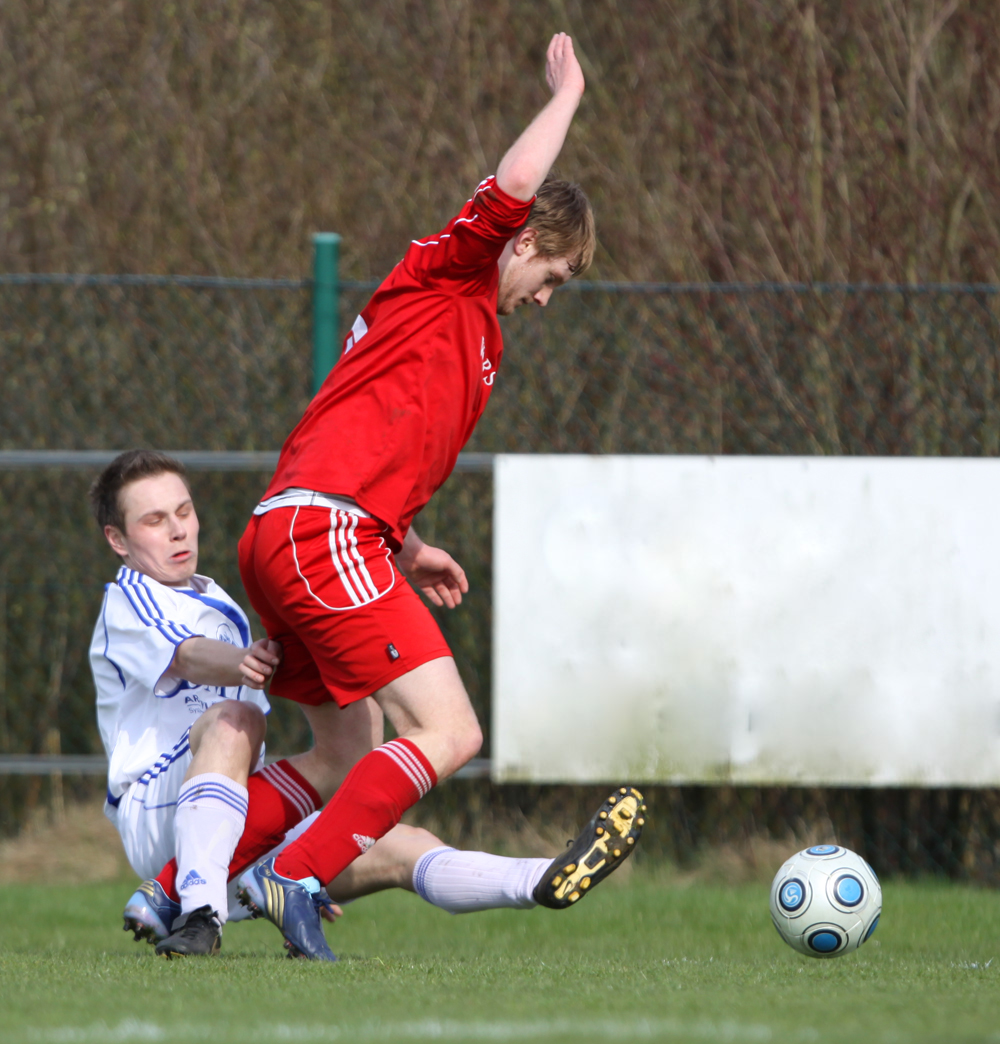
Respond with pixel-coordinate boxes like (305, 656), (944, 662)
(137, 744), (190, 785)
(121, 569), (169, 635)
(173, 588), (251, 647)
(128, 570), (197, 644)
(100, 586), (127, 689)
(136, 729), (192, 787)
(139, 573), (199, 643)
(107, 730), (193, 808)
(115, 569), (188, 646)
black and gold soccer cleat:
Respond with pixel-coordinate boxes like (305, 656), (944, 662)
(154, 905), (222, 958)
(533, 786), (646, 909)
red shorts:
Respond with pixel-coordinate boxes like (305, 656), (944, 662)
(238, 506), (452, 707)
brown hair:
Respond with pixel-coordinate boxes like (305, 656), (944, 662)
(524, 177), (596, 274)
(89, 449), (191, 533)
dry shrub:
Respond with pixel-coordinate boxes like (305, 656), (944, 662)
(3, 1), (1000, 282)
(0, 798), (132, 884)
(685, 823), (838, 886)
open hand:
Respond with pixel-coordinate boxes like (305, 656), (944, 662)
(239, 638), (282, 689)
(396, 530), (469, 609)
(545, 33), (585, 98)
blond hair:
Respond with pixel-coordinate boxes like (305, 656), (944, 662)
(525, 177), (595, 274)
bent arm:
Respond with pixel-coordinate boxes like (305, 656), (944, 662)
(496, 33), (585, 202)
(165, 636), (281, 689)
(165, 637), (245, 687)
(396, 527), (469, 609)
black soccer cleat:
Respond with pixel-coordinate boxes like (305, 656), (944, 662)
(533, 786), (646, 909)
(154, 905), (222, 958)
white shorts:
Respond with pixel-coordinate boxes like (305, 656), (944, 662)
(109, 730), (196, 880)
(109, 730), (265, 919)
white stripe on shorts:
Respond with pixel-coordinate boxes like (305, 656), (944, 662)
(345, 514), (381, 599)
(336, 511), (376, 603)
(327, 510), (365, 606)
(288, 505), (396, 614)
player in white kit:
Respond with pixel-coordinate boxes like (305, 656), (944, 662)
(91, 450), (646, 959)
(91, 450), (285, 955)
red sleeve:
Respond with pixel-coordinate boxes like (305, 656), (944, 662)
(403, 177), (535, 295)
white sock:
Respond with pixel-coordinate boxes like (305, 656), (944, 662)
(174, 773), (248, 924)
(412, 847), (552, 913)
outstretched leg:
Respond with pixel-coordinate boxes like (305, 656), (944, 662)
(320, 787), (648, 913)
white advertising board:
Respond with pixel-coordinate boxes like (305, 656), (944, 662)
(492, 455), (1000, 786)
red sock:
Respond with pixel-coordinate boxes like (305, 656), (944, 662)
(229, 759), (322, 879)
(155, 858), (180, 903)
(151, 759), (322, 900)
(274, 739), (436, 884)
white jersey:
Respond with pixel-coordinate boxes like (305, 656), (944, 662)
(90, 565), (269, 801)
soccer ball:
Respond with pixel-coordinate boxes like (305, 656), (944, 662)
(769, 845), (882, 958)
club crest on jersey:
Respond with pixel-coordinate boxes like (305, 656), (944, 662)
(480, 337), (495, 387)
(216, 624), (236, 645)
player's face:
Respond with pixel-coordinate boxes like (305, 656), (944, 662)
(496, 232), (575, 316)
(105, 472), (200, 586)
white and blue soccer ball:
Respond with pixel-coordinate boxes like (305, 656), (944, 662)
(769, 844), (882, 958)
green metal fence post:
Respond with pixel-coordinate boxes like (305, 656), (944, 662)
(312, 232), (341, 395)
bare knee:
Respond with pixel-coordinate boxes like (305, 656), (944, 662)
(190, 699), (266, 754)
(437, 714), (482, 778)
(454, 719), (483, 767)
(375, 658), (482, 779)
(213, 699), (267, 741)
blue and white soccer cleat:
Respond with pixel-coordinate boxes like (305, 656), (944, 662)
(236, 857), (337, 962)
(123, 879), (181, 944)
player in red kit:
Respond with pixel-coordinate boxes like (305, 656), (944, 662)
(235, 33), (634, 961)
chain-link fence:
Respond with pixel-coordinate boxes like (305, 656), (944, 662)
(3, 275), (1000, 878)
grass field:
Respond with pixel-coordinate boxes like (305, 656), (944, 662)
(2, 872), (999, 1044)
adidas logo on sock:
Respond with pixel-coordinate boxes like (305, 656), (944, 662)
(180, 869), (207, 890)
(353, 834), (376, 853)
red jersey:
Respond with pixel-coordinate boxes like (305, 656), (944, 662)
(263, 177), (533, 550)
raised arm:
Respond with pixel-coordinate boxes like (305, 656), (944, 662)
(495, 33), (585, 202)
